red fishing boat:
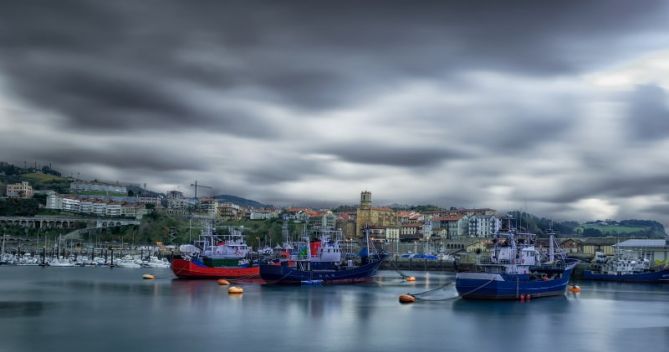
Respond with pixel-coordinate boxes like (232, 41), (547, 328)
(170, 224), (260, 279)
(171, 257), (260, 279)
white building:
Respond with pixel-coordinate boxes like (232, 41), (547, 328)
(46, 193), (63, 209)
(249, 209), (279, 220)
(79, 201), (94, 214)
(615, 239), (669, 263)
(468, 215), (501, 237)
(105, 203), (122, 217)
(385, 227), (400, 241)
(422, 218), (433, 240)
(93, 202), (107, 216)
(62, 197), (80, 212)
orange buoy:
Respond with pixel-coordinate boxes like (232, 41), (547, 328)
(228, 286), (244, 294)
(568, 285), (582, 293)
(399, 294), (416, 304)
(406, 276), (416, 282)
(142, 274), (155, 280)
(217, 279), (230, 286)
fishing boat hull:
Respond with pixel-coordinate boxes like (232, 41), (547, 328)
(171, 257), (260, 279)
(455, 262), (577, 300)
(259, 258), (385, 284)
(583, 268), (669, 283)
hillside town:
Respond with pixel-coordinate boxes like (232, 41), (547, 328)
(1, 162), (667, 267)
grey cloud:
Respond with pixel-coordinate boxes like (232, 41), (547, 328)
(28, 144), (206, 173)
(2, 1), (669, 225)
(627, 84), (669, 141)
(320, 144), (469, 167)
(1, 0), (669, 122)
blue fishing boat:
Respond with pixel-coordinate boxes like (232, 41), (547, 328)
(260, 228), (386, 284)
(455, 224), (578, 300)
(584, 251), (669, 283)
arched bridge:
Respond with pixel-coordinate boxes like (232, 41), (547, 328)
(0, 216), (139, 230)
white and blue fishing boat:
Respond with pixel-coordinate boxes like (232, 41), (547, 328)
(455, 225), (578, 300)
(260, 228), (386, 284)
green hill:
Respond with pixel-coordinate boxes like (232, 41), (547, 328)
(576, 220), (666, 238)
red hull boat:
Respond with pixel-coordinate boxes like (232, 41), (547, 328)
(171, 257), (260, 279)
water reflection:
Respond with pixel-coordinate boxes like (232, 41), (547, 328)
(0, 268), (667, 352)
(0, 301), (47, 318)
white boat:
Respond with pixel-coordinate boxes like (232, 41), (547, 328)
(115, 255), (142, 268)
(143, 256), (170, 268)
(17, 254), (39, 266)
(48, 257), (76, 267)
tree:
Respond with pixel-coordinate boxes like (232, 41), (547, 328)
(582, 228), (602, 236)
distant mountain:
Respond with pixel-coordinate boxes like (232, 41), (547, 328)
(214, 194), (271, 208)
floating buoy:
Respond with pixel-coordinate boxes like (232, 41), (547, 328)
(520, 294), (526, 302)
(399, 294), (416, 304)
(228, 286), (244, 294)
(142, 274), (155, 280)
(405, 276), (416, 282)
(217, 279), (230, 286)
(568, 285), (582, 293)
(526, 294), (531, 302)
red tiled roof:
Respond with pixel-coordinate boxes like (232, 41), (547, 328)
(434, 214), (464, 222)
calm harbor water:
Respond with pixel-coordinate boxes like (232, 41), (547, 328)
(0, 267), (667, 352)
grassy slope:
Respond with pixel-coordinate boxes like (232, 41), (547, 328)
(577, 223), (655, 235)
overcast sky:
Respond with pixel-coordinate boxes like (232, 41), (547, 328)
(1, 1), (669, 224)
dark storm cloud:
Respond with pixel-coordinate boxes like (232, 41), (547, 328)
(627, 84), (669, 141)
(321, 144), (469, 167)
(1, 0), (669, 126)
(2, 0), (669, 223)
(31, 144), (206, 173)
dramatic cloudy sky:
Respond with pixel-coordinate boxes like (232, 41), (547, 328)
(1, 1), (669, 224)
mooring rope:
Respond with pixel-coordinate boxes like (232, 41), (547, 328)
(407, 278), (495, 301)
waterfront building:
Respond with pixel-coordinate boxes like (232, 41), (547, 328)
(467, 215), (501, 237)
(385, 227), (400, 242)
(6, 181), (33, 198)
(355, 191), (397, 238)
(581, 237), (619, 256)
(559, 238), (583, 254)
(308, 210), (336, 234)
(400, 224), (421, 241)
(433, 214), (469, 238)
(422, 217), (433, 240)
(614, 239), (669, 263)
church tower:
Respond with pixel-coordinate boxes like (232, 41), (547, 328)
(360, 191), (372, 210)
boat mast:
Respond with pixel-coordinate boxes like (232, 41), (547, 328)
(365, 224), (370, 254)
